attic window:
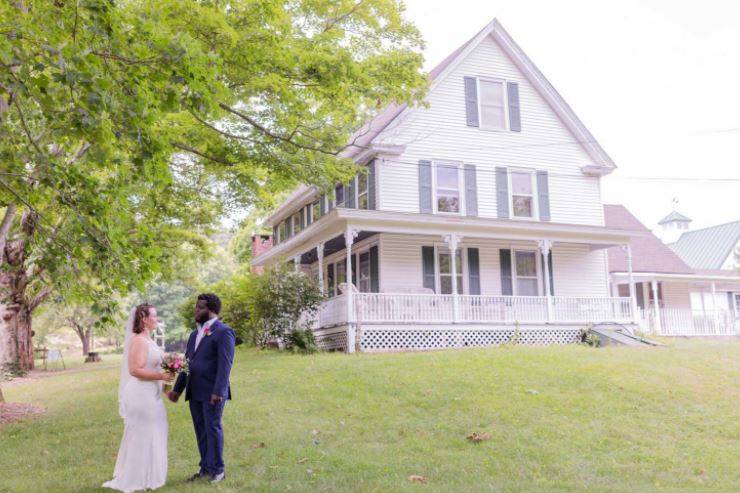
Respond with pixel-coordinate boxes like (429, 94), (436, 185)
(479, 79), (506, 130)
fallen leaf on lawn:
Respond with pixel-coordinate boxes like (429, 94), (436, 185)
(311, 429), (320, 435)
(408, 475), (427, 484)
(306, 468), (314, 475)
(466, 432), (492, 443)
(297, 458), (308, 464)
(525, 389), (539, 395)
(250, 442), (266, 449)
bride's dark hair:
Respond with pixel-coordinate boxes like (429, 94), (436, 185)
(132, 303), (154, 334)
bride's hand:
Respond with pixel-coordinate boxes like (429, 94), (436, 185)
(160, 372), (175, 383)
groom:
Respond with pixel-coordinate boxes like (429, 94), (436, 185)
(169, 293), (235, 484)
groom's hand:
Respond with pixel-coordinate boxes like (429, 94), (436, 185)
(210, 394), (223, 406)
(167, 391), (180, 403)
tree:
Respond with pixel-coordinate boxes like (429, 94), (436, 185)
(0, 0), (426, 371)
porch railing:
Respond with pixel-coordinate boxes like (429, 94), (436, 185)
(640, 307), (738, 336)
(314, 293), (634, 327)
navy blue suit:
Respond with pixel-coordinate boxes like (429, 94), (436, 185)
(173, 319), (235, 476)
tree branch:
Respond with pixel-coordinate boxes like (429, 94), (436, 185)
(171, 141), (236, 167)
(0, 203), (16, 266)
(29, 285), (52, 311)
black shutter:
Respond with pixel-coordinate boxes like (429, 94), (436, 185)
(419, 160), (433, 213)
(368, 159), (377, 210)
(536, 171), (551, 221)
(499, 249), (513, 295)
(464, 76), (479, 127)
(467, 248), (481, 295)
(464, 164), (478, 217)
(369, 245), (379, 293)
(422, 246), (436, 292)
(299, 208), (305, 230)
(327, 263), (334, 297)
(351, 254), (357, 287)
(495, 167), (510, 219)
(507, 81), (521, 132)
(347, 177), (356, 209)
(540, 252), (554, 295)
(272, 225), (278, 244)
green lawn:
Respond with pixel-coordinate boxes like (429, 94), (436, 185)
(1, 340), (739, 492)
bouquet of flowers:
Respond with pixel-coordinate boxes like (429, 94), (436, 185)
(161, 352), (189, 392)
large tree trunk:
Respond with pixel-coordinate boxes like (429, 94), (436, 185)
(0, 210), (49, 372)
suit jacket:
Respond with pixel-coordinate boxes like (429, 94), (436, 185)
(173, 319), (235, 402)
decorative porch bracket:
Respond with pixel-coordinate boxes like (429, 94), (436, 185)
(443, 233), (462, 322)
(345, 226), (359, 353)
(538, 239), (553, 322)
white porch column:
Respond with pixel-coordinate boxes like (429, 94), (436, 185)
(651, 279), (662, 334)
(710, 282), (720, 332)
(443, 233), (461, 322)
(538, 239), (553, 322)
(317, 242), (325, 295)
(624, 244), (638, 323)
(345, 226), (359, 353)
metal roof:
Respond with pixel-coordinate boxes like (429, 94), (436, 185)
(669, 220), (740, 269)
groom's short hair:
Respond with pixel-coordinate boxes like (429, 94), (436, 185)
(197, 293), (221, 314)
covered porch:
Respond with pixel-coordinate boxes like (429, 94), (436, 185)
(611, 272), (740, 336)
(253, 208), (644, 352)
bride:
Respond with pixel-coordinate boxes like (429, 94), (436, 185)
(103, 303), (174, 492)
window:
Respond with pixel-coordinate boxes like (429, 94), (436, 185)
(357, 173), (369, 209)
(479, 79), (506, 130)
(279, 221), (288, 241)
(311, 200), (321, 222)
(617, 284), (630, 298)
(438, 248), (463, 294)
(735, 293), (740, 316)
(511, 170), (535, 219)
(335, 261), (346, 294)
(291, 211), (302, 235)
(513, 250), (538, 296)
(435, 163), (462, 213)
(327, 265), (335, 297)
(334, 184), (345, 208)
(358, 251), (371, 292)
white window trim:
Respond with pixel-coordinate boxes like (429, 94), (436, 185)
(508, 168), (539, 221)
(476, 76), (509, 132)
(432, 161), (465, 215)
(433, 243), (467, 294)
(511, 248), (542, 296)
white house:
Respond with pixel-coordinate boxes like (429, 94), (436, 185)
(606, 205), (740, 336)
(252, 19), (645, 352)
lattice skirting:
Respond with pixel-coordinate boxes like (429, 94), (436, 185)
(313, 327), (348, 351)
(358, 326), (582, 352)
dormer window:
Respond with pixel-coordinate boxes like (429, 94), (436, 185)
(291, 211), (303, 235)
(334, 184), (345, 208)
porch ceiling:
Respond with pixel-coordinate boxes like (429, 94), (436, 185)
(252, 208), (648, 267)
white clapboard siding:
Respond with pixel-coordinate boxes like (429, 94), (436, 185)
(375, 34), (605, 226)
(379, 233), (608, 297)
(662, 282), (692, 309)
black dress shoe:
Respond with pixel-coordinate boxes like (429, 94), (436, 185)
(209, 472), (225, 484)
(187, 471), (207, 482)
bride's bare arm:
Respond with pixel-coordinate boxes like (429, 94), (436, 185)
(128, 337), (174, 382)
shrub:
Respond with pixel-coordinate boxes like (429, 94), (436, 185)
(246, 265), (323, 349)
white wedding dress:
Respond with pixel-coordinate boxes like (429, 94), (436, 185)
(103, 319), (168, 493)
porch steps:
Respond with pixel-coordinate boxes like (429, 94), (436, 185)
(590, 324), (664, 347)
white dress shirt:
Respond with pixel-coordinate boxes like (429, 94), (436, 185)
(194, 317), (218, 351)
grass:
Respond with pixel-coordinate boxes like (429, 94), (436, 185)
(1, 339), (739, 492)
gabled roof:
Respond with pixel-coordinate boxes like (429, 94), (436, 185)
(344, 18), (616, 170)
(669, 220), (740, 269)
(604, 204), (694, 274)
(658, 210), (691, 225)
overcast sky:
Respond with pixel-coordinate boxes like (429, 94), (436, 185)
(404, 0), (740, 233)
